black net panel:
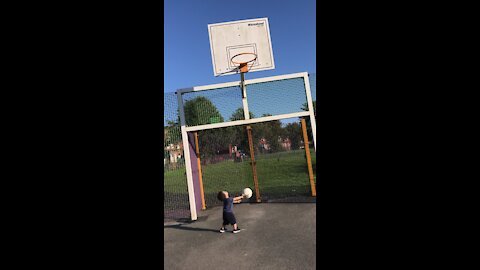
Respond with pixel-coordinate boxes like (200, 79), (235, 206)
(181, 85), (244, 127)
(249, 117), (316, 203)
(164, 92), (190, 221)
(165, 73), (317, 218)
(196, 126), (252, 209)
(309, 73), (317, 120)
(309, 73), (316, 101)
(180, 75), (315, 127)
(246, 77), (308, 118)
(194, 117), (316, 206)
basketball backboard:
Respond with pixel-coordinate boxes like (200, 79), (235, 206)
(208, 18), (275, 77)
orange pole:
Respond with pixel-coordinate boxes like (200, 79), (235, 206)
(194, 132), (206, 209)
(246, 125), (261, 202)
(301, 118), (316, 196)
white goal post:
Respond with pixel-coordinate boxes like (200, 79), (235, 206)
(176, 72), (316, 220)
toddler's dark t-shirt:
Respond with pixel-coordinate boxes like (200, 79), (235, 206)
(223, 197), (234, 213)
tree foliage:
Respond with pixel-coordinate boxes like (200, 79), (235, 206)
(225, 108), (255, 153)
(283, 122), (302, 150)
(229, 107), (255, 121)
(184, 96), (224, 126)
(183, 96), (231, 161)
(164, 120), (181, 146)
(251, 114), (283, 153)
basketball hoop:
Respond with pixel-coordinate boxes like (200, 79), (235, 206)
(231, 52), (257, 73)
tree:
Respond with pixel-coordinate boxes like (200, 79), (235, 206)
(183, 96), (229, 161)
(164, 120), (181, 146)
(301, 100), (316, 115)
(252, 114), (284, 154)
(283, 122), (302, 150)
(184, 96), (224, 126)
(229, 107), (255, 121)
(224, 108), (255, 153)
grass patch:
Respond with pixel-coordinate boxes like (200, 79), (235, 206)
(165, 149), (316, 207)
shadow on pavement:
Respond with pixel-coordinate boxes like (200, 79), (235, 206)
(164, 224), (219, 233)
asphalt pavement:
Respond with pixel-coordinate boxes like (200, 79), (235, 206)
(164, 202), (316, 270)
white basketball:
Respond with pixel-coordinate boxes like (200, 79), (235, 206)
(243, 188), (253, 199)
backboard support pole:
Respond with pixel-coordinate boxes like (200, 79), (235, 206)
(240, 70), (260, 202)
(240, 72), (250, 120)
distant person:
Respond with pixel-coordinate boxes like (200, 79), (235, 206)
(217, 190), (246, 233)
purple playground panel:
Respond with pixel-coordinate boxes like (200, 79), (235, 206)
(188, 132), (203, 212)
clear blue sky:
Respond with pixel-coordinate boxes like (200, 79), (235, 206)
(164, 0), (316, 93)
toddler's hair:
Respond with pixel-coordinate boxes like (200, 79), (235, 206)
(217, 191), (226, 201)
